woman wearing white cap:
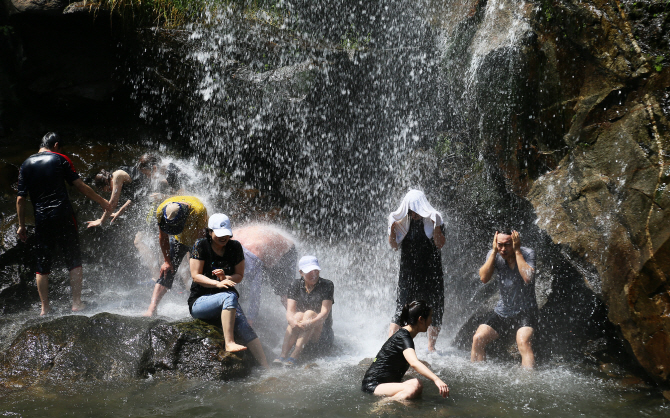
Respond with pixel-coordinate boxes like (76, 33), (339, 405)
(388, 190), (446, 352)
(274, 255), (334, 366)
(187, 213), (268, 367)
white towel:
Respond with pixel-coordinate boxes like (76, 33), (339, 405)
(388, 189), (443, 245)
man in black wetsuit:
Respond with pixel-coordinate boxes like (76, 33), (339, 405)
(16, 132), (111, 315)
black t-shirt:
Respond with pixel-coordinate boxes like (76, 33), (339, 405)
(362, 328), (415, 385)
(287, 277), (335, 332)
(17, 151), (80, 224)
(187, 237), (244, 311)
(399, 218), (444, 287)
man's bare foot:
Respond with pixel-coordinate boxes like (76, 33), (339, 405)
(40, 307), (51, 316)
(225, 343), (248, 353)
(142, 310), (156, 317)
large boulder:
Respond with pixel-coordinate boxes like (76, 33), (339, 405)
(436, 0), (670, 383)
(524, 1), (670, 384)
(0, 313), (254, 388)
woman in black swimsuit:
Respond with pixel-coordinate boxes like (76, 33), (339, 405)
(362, 301), (449, 400)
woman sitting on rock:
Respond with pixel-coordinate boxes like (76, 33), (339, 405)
(362, 300), (449, 400)
(188, 213), (268, 368)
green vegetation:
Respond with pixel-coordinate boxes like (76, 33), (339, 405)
(90, 0), (287, 28)
(339, 25), (371, 51)
(0, 25), (14, 36)
(654, 55), (664, 72)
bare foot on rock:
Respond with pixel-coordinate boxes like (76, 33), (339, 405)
(225, 343), (248, 353)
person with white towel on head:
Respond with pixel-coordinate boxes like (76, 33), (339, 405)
(387, 190), (445, 352)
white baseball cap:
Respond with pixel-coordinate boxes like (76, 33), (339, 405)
(298, 255), (321, 273)
(208, 213), (233, 237)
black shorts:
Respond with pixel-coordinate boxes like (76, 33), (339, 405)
(484, 310), (538, 340)
(392, 280), (444, 328)
(155, 237), (190, 289)
(34, 215), (82, 274)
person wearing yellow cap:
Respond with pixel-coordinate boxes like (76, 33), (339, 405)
(142, 195), (207, 317)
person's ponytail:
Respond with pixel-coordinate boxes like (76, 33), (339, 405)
(398, 300), (432, 326)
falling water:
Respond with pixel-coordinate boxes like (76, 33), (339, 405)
(1, 0), (669, 416)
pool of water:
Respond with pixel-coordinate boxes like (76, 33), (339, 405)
(1, 346), (667, 417)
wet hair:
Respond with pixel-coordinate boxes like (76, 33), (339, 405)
(93, 170), (113, 189)
(497, 228), (513, 235)
(137, 154), (160, 171)
(397, 300), (432, 326)
(41, 132), (61, 149)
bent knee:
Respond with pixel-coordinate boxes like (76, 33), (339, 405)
(408, 378), (423, 396)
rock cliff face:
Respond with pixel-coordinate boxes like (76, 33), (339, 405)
(444, 0), (670, 382)
(524, 0), (670, 383)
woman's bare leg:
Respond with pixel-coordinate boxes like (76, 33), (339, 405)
(246, 338), (269, 368)
(221, 308), (247, 352)
(373, 379), (423, 400)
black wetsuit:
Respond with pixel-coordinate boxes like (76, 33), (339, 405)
(362, 328), (415, 393)
(393, 219), (445, 327)
(17, 151), (82, 273)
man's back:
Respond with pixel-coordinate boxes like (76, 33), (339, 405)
(18, 151), (79, 223)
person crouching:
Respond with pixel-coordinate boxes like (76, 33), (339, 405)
(275, 255), (334, 366)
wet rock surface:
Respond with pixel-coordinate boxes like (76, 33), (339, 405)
(523, 1), (670, 384)
(439, 0), (670, 384)
(0, 313), (253, 388)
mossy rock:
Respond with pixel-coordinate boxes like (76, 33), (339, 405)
(0, 313), (253, 389)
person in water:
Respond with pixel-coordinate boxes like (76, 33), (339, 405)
(362, 300), (449, 400)
(188, 213), (268, 367)
(233, 224), (297, 323)
(388, 190), (445, 351)
(472, 229), (537, 368)
(86, 154), (183, 228)
(143, 196), (208, 317)
(275, 255), (334, 366)
(16, 132), (112, 315)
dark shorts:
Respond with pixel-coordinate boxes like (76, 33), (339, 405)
(155, 237), (190, 289)
(392, 279), (444, 328)
(34, 215), (82, 274)
(484, 310), (538, 340)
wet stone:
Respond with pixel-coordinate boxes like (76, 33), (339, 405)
(0, 313), (253, 389)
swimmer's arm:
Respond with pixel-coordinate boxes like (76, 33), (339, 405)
(72, 179), (112, 211)
(226, 260), (244, 284)
(16, 196), (27, 242)
(110, 199), (132, 223)
(286, 299), (299, 327)
(433, 222), (445, 249)
(389, 222), (399, 250)
(512, 231), (534, 284)
(310, 299), (333, 326)
(403, 348), (449, 398)
(479, 251), (496, 284)
(159, 229), (171, 265)
(190, 259), (226, 288)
